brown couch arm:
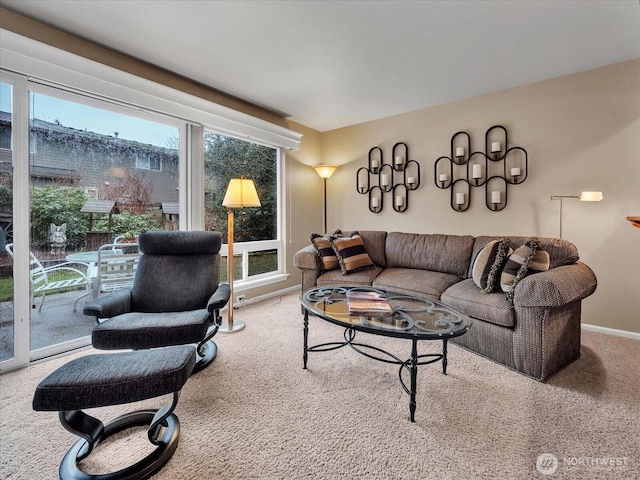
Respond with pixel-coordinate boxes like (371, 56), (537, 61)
(513, 262), (597, 308)
(293, 245), (322, 294)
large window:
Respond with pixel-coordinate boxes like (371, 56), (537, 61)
(204, 130), (280, 284)
(0, 31), (300, 371)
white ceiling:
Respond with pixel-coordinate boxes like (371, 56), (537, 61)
(3, 0), (640, 132)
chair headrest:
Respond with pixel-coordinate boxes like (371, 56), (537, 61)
(139, 231), (222, 255)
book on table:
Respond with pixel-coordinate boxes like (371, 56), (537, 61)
(347, 290), (393, 315)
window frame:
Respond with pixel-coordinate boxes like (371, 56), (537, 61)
(135, 152), (162, 171)
(202, 127), (284, 286)
(1, 28), (299, 270)
(0, 29), (300, 370)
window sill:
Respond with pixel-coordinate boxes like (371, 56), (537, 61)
(233, 273), (289, 293)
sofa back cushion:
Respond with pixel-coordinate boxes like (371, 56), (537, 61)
(354, 230), (387, 266)
(385, 232), (475, 277)
(468, 236), (579, 278)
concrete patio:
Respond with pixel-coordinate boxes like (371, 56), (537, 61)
(0, 289), (95, 362)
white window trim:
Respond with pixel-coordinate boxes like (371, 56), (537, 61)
(220, 239), (281, 283)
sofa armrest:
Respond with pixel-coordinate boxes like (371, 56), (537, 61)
(293, 245), (321, 271)
(513, 262), (597, 308)
(293, 245), (323, 297)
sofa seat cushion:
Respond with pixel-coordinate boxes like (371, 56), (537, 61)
(441, 279), (515, 328)
(373, 268), (462, 300)
(317, 266), (383, 287)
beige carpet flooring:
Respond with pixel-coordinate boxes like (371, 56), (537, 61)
(1, 293), (638, 479)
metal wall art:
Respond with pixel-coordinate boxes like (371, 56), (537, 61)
(356, 142), (420, 213)
(434, 125), (528, 212)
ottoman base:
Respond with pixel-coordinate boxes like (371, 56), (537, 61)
(60, 409), (179, 480)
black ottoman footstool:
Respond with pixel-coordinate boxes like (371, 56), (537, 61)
(33, 345), (196, 480)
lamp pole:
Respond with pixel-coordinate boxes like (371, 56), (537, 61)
(322, 177), (328, 234)
(224, 206), (244, 332)
(551, 195), (578, 239)
(312, 165), (338, 234)
(558, 196), (565, 239)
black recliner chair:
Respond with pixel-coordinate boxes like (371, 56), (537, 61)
(84, 230), (231, 373)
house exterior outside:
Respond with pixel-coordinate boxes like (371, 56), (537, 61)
(0, 110), (179, 203)
(0, 110), (180, 243)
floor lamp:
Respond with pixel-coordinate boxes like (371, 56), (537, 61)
(312, 165), (338, 234)
(550, 191), (603, 238)
(220, 177), (261, 333)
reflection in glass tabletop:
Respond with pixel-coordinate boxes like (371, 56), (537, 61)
(302, 285), (471, 339)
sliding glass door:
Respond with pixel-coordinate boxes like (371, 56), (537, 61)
(1, 74), (182, 369)
(0, 80), (15, 364)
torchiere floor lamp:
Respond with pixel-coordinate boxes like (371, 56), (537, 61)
(220, 177), (261, 333)
(312, 165), (338, 234)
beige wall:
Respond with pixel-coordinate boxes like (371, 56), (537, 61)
(295, 60), (638, 333)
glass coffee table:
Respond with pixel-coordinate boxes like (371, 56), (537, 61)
(301, 285), (472, 422)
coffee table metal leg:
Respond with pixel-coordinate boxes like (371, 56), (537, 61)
(442, 338), (448, 375)
(303, 309), (309, 369)
(410, 339), (418, 422)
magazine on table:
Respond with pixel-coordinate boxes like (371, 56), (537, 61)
(347, 290), (393, 315)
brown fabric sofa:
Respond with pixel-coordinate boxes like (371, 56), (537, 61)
(293, 231), (597, 380)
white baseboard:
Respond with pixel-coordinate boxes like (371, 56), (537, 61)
(238, 285), (299, 307)
(582, 323), (640, 340)
(230, 285), (299, 310)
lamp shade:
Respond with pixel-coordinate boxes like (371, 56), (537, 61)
(222, 178), (261, 208)
(312, 164), (338, 179)
(579, 191), (603, 202)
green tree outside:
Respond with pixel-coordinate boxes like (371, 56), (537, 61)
(204, 132), (277, 243)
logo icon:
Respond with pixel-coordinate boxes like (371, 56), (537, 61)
(536, 453), (559, 476)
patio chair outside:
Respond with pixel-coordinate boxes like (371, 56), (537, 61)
(92, 242), (141, 297)
(4, 243), (90, 312)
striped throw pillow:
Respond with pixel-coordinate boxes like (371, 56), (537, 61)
(500, 238), (550, 302)
(472, 239), (512, 293)
(330, 233), (375, 275)
(310, 230), (343, 271)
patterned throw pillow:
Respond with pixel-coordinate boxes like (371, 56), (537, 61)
(500, 237), (550, 302)
(310, 230), (343, 272)
(472, 239), (512, 293)
(329, 233), (375, 275)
